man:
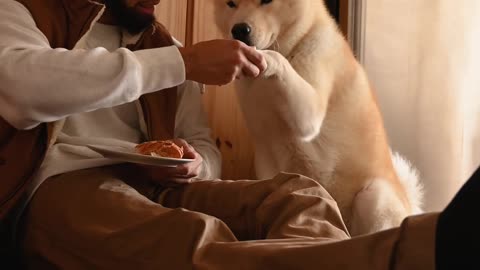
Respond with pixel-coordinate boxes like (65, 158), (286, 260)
(0, 0), (265, 263)
(0, 0), (478, 269)
(0, 0), (265, 221)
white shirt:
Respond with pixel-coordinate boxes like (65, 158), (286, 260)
(0, 0), (221, 223)
(38, 22), (220, 181)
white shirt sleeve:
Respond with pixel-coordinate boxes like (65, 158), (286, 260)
(175, 81), (222, 179)
(0, 0), (185, 130)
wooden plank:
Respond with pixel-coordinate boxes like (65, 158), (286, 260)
(185, 0), (195, 47)
(192, 0), (256, 180)
(155, 0), (188, 44)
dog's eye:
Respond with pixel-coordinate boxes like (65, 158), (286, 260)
(260, 0), (273, 5)
(226, 1), (237, 8)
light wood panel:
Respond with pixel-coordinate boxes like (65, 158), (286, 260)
(155, 0), (188, 44)
(192, 0), (256, 180)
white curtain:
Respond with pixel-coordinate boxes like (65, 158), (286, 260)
(363, 0), (480, 211)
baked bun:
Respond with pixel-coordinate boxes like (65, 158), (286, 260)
(135, 140), (184, 159)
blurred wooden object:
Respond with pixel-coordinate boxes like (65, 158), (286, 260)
(155, 0), (188, 44)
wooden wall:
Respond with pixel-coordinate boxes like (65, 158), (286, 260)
(156, 0), (188, 44)
(156, 1), (349, 180)
(156, 0), (256, 180)
(192, 0), (256, 180)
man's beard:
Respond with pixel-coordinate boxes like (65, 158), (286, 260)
(104, 0), (155, 34)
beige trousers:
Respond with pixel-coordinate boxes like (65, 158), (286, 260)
(20, 166), (437, 269)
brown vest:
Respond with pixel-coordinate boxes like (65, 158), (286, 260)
(0, 0), (177, 222)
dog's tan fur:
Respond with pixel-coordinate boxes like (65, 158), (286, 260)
(214, 0), (422, 235)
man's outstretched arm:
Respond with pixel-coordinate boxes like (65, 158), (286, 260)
(0, 0), (265, 130)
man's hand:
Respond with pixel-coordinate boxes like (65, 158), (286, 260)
(178, 39), (267, 86)
(135, 139), (204, 186)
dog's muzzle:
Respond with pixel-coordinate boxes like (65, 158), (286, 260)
(231, 23), (253, 46)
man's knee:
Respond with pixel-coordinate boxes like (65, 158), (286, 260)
(270, 172), (333, 199)
(165, 208), (236, 241)
(255, 173), (348, 239)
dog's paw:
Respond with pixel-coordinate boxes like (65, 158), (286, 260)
(260, 50), (287, 78)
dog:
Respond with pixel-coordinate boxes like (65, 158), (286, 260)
(213, 0), (423, 235)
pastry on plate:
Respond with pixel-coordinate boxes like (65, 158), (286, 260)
(135, 140), (184, 159)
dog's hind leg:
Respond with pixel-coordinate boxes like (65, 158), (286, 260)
(349, 180), (410, 236)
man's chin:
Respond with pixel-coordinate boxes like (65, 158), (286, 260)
(107, 1), (156, 35)
(121, 13), (155, 35)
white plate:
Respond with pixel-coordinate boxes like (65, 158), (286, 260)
(87, 144), (194, 167)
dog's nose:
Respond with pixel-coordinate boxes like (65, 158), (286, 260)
(231, 23), (252, 45)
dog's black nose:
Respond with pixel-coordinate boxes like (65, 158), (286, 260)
(231, 23), (252, 45)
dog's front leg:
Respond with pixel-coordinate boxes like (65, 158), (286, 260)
(260, 50), (329, 142)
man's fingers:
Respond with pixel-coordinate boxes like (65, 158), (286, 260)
(166, 162), (198, 176)
(179, 146), (197, 160)
(241, 60), (261, 78)
(142, 139), (202, 184)
(182, 146), (197, 159)
(172, 139), (196, 159)
(174, 165), (190, 176)
(161, 165), (188, 176)
(183, 152), (196, 160)
(153, 178), (191, 188)
(165, 177), (193, 185)
(242, 45), (267, 74)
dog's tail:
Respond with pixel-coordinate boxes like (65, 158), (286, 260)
(350, 151), (424, 236)
(391, 152), (424, 215)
